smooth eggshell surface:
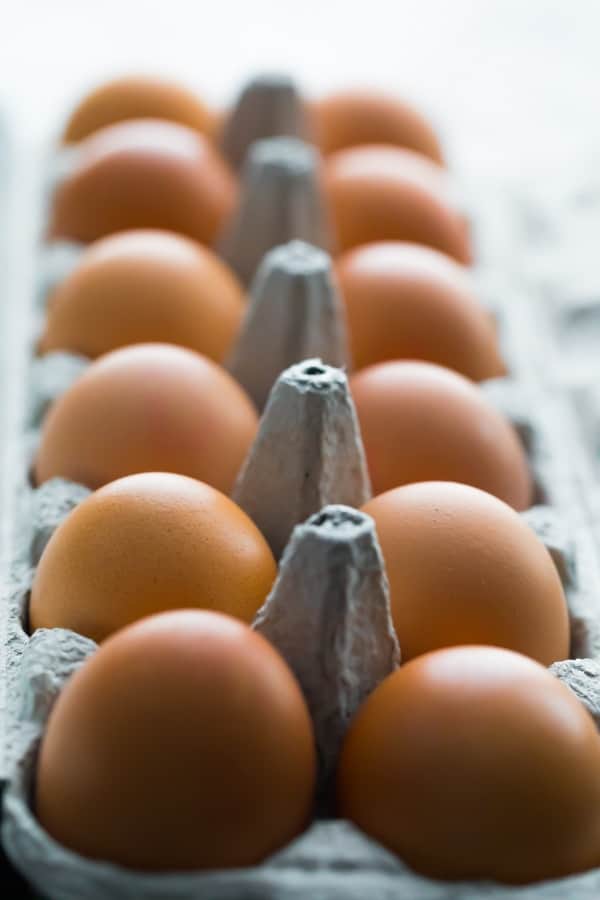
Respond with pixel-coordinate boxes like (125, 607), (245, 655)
(338, 646), (600, 883)
(29, 472), (277, 641)
(324, 145), (470, 262)
(336, 241), (504, 378)
(40, 230), (245, 361)
(363, 482), (569, 665)
(48, 119), (236, 245)
(34, 344), (258, 493)
(36, 610), (316, 870)
(350, 360), (532, 509)
(310, 89), (444, 163)
(62, 75), (214, 143)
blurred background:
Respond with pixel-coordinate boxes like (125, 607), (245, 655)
(2, 0), (600, 177)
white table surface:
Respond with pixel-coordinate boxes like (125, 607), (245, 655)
(1, 0), (600, 177)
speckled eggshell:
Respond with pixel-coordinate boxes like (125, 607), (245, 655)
(350, 360), (532, 509)
(35, 610), (316, 870)
(48, 119), (236, 245)
(336, 241), (504, 378)
(338, 646), (600, 883)
(363, 481), (569, 665)
(29, 472), (277, 642)
(34, 343), (258, 493)
(40, 230), (245, 361)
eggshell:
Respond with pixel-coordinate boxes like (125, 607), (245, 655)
(62, 75), (214, 143)
(310, 89), (444, 163)
(34, 344), (257, 493)
(350, 360), (532, 509)
(324, 145), (471, 262)
(338, 645), (600, 883)
(35, 610), (316, 870)
(48, 119), (236, 245)
(336, 242), (504, 378)
(29, 472), (277, 641)
(362, 482), (569, 665)
(40, 230), (244, 361)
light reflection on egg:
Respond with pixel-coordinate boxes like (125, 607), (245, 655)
(363, 481), (569, 665)
(311, 88), (444, 163)
(30, 472), (277, 642)
(338, 646), (600, 883)
(324, 145), (471, 261)
(36, 610), (317, 870)
(351, 360), (533, 508)
(34, 343), (258, 494)
(49, 119), (236, 245)
(337, 241), (504, 378)
(62, 75), (215, 143)
(40, 230), (245, 362)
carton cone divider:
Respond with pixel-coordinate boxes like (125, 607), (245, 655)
(254, 504), (400, 798)
(219, 136), (332, 286)
(233, 359), (370, 559)
(220, 74), (308, 171)
(228, 240), (349, 411)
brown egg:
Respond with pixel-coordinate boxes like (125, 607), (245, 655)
(324, 145), (471, 262)
(48, 119), (236, 245)
(350, 361), (532, 509)
(30, 472), (276, 642)
(40, 230), (244, 361)
(363, 482), (569, 665)
(34, 344), (257, 493)
(337, 242), (504, 378)
(36, 610), (316, 870)
(338, 646), (600, 883)
(62, 75), (214, 143)
(310, 89), (444, 164)
(208, 106), (227, 142)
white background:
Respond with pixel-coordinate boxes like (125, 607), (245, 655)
(2, 0), (600, 176)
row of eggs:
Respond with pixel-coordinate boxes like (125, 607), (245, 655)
(22, 74), (597, 888)
(52, 75), (467, 261)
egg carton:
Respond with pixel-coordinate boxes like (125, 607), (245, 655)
(3, 83), (600, 898)
(496, 172), (600, 533)
(3, 361), (600, 900)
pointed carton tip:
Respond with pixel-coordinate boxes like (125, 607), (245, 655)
(280, 358), (347, 394)
(238, 72), (299, 94)
(305, 504), (372, 540)
(245, 135), (318, 177)
(220, 74), (308, 172)
(261, 240), (330, 279)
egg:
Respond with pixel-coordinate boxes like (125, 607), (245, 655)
(39, 230), (244, 361)
(48, 119), (236, 245)
(310, 88), (444, 163)
(29, 472), (276, 642)
(35, 610), (316, 870)
(324, 145), (471, 262)
(62, 75), (214, 143)
(350, 361), (532, 509)
(337, 242), (504, 378)
(34, 344), (257, 493)
(363, 482), (569, 664)
(338, 645), (600, 883)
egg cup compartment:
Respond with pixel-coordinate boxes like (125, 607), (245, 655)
(4, 345), (600, 897)
(8, 632), (600, 900)
(4, 92), (600, 896)
(2, 501), (399, 900)
(1, 494), (599, 900)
